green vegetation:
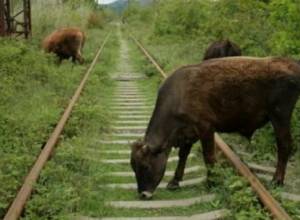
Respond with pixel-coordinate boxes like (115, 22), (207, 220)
(0, 1), (113, 218)
(123, 1), (300, 218)
(23, 31), (119, 219)
(124, 0), (300, 160)
(30, 1), (114, 41)
(125, 0), (300, 58)
(1, 0), (300, 219)
(130, 33), (300, 220)
(128, 36), (272, 220)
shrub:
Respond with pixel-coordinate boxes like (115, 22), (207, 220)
(87, 11), (105, 29)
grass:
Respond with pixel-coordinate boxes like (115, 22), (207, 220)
(22, 28), (119, 219)
(0, 25), (113, 217)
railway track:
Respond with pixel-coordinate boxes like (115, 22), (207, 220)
(75, 33), (296, 219)
(3, 28), (299, 219)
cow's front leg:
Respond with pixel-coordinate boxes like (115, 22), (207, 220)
(167, 144), (192, 190)
(75, 48), (84, 64)
(200, 131), (216, 187)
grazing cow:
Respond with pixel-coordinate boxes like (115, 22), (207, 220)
(203, 39), (242, 60)
(131, 57), (300, 200)
(42, 27), (85, 64)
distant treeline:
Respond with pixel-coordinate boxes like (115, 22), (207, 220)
(123, 0), (300, 58)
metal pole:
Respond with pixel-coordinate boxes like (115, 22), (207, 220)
(5, 0), (11, 34)
(23, 0), (31, 38)
(0, 0), (5, 36)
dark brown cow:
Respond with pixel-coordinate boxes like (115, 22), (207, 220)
(203, 39), (242, 60)
(42, 27), (85, 64)
(131, 57), (300, 200)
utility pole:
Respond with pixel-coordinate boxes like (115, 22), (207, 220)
(23, 0), (31, 38)
(0, 0), (5, 36)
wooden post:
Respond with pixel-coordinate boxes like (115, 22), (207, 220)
(23, 0), (31, 38)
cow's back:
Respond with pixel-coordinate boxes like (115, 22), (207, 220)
(170, 57), (300, 137)
(43, 27), (85, 53)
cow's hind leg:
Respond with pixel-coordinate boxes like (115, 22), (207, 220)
(167, 143), (192, 190)
(200, 131), (217, 187)
(270, 114), (293, 185)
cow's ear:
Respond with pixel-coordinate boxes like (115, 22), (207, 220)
(131, 139), (144, 152)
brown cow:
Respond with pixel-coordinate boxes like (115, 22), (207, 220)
(42, 27), (85, 64)
(203, 39), (242, 60)
(131, 57), (300, 200)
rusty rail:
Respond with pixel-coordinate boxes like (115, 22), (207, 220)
(130, 34), (292, 220)
(4, 33), (111, 220)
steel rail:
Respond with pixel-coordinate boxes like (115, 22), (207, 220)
(4, 32), (111, 220)
(130, 35), (167, 78)
(130, 34), (292, 220)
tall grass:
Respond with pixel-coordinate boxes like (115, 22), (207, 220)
(31, 2), (92, 40)
(23, 31), (119, 220)
(0, 1), (113, 218)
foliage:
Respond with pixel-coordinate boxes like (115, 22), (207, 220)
(23, 32), (119, 219)
(268, 0), (300, 57)
(124, 4), (300, 218)
(205, 165), (270, 219)
(125, 0), (300, 57)
(30, 0), (112, 41)
(124, 0), (300, 157)
(88, 11), (106, 29)
(153, 0), (204, 37)
(0, 37), (84, 217)
(0, 0), (112, 216)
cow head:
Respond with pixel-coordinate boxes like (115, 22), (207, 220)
(130, 140), (168, 200)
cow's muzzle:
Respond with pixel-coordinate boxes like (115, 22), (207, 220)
(140, 191), (153, 200)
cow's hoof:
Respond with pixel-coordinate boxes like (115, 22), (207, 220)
(206, 177), (217, 189)
(272, 177), (284, 186)
(140, 191), (153, 200)
(167, 180), (180, 190)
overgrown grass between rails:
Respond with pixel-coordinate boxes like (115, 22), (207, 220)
(0, 28), (110, 218)
(22, 31), (120, 220)
(209, 165), (272, 220)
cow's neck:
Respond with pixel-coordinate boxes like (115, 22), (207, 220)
(144, 110), (175, 151)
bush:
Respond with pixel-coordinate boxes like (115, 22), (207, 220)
(87, 11), (105, 29)
(125, 0), (300, 157)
